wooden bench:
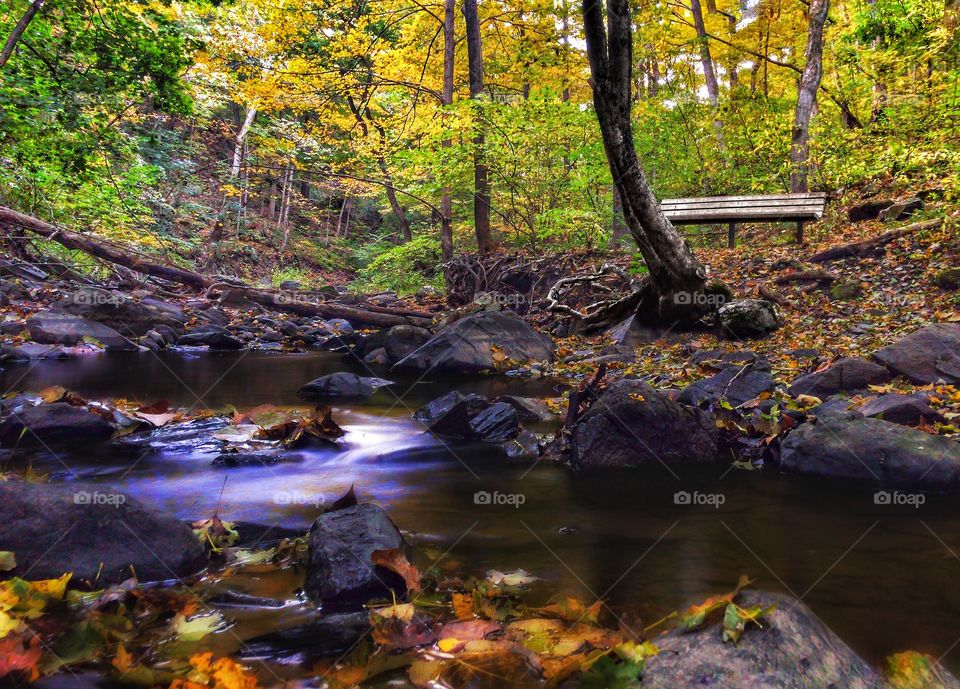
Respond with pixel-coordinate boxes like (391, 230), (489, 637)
(661, 192), (828, 248)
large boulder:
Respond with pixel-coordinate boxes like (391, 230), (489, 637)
(383, 325), (433, 364)
(788, 357), (891, 398)
(641, 591), (882, 689)
(393, 311), (553, 374)
(718, 299), (781, 338)
(678, 363), (775, 408)
(54, 287), (186, 337)
(0, 482), (206, 586)
(780, 413), (960, 490)
(872, 324), (960, 384)
(298, 372), (393, 400)
(26, 312), (137, 351)
(572, 379), (718, 468)
(305, 503), (409, 606)
(0, 403), (115, 447)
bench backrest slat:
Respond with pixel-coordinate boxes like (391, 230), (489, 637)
(660, 192), (827, 225)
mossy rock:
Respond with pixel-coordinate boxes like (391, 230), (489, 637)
(934, 267), (960, 291)
(830, 280), (862, 300)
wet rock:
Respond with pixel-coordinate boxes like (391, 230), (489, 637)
(780, 412), (960, 489)
(384, 325), (433, 364)
(197, 306), (230, 327)
(873, 323), (960, 384)
(0, 481), (206, 585)
(421, 394), (491, 439)
(608, 314), (662, 347)
(0, 344), (30, 364)
(54, 288), (187, 337)
(858, 393), (944, 427)
(10, 343), (70, 359)
(0, 403), (115, 447)
(326, 318), (355, 336)
(207, 590), (286, 608)
(718, 299), (781, 338)
(678, 363), (775, 408)
(177, 325), (244, 350)
(212, 451), (286, 467)
(240, 612), (370, 662)
(305, 503), (409, 606)
(27, 312), (137, 350)
(495, 395), (556, 422)
(363, 347), (390, 365)
(789, 357), (890, 398)
(393, 311), (553, 374)
(413, 391), (486, 426)
(279, 280), (302, 290)
(468, 402), (520, 441)
(572, 379), (718, 468)
(641, 591), (883, 689)
(298, 372), (393, 400)
(0, 320), (26, 335)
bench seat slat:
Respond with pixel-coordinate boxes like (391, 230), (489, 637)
(663, 208), (824, 223)
(662, 192), (827, 205)
(662, 201), (826, 213)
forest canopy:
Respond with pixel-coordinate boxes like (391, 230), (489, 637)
(0, 0), (958, 292)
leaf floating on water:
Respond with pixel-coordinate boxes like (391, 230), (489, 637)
(486, 569), (540, 587)
(372, 548), (421, 594)
(538, 596), (602, 623)
(886, 650), (955, 689)
(172, 612), (225, 642)
(192, 516), (238, 551)
(0, 633), (42, 682)
(0, 552), (15, 572)
(212, 425), (260, 444)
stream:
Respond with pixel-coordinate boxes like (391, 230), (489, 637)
(3, 350), (960, 681)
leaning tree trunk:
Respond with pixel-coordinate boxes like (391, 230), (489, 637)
(690, 0), (725, 146)
(462, 0), (493, 255)
(582, 0), (709, 321)
(790, 0), (828, 193)
(0, 0), (44, 69)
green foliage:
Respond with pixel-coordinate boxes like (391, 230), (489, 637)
(353, 234), (444, 295)
(271, 266), (310, 286)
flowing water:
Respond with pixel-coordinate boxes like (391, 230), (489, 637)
(3, 350), (960, 681)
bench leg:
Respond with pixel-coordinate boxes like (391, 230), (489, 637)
(728, 223), (736, 249)
(796, 221), (804, 244)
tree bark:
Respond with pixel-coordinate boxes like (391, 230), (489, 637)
(462, 0), (493, 254)
(789, 0), (828, 193)
(690, 0), (724, 145)
(230, 106), (257, 178)
(440, 0), (455, 272)
(0, 0), (44, 69)
(581, 0), (708, 320)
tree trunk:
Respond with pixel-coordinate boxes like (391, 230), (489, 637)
(0, 0), (44, 69)
(440, 0), (455, 274)
(230, 107), (257, 178)
(790, 0), (828, 193)
(462, 0), (493, 254)
(374, 123), (412, 242)
(690, 0), (724, 144)
(581, 0), (708, 320)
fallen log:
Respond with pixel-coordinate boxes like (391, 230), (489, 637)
(773, 269), (838, 285)
(758, 283), (793, 309)
(0, 205), (433, 329)
(807, 218), (943, 263)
